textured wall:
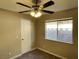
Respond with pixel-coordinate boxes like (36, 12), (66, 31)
(0, 9), (35, 59)
(35, 8), (78, 59)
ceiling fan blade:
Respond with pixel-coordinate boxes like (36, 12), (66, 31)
(16, 2), (31, 8)
(42, 10), (54, 14)
(19, 10), (31, 13)
(43, 1), (54, 8)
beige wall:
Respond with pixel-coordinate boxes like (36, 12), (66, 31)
(0, 8), (77, 59)
(0, 9), (35, 59)
(35, 8), (78, 59)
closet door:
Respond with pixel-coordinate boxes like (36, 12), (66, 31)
(21, 19), (32, 54)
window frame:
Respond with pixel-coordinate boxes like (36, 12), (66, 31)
(45, 17), (73, 44)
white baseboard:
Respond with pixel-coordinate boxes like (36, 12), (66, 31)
(9, 48), (37, 59)
(10, 48), (67, 59)
(9, 53), (22, 59)
(38, 48), (67, 59)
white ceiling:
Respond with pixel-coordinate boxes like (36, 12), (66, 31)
(0, 0), (77, 13)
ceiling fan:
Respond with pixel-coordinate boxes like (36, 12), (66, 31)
(16, 0), (54, 17)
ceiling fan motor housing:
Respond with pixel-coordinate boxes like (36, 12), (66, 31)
(32, 5), (40, 11)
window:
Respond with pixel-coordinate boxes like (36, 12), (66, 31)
(45, 19), (73, 44)
(45, 22), (57, 40)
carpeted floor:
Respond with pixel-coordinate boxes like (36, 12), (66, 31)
(16, 49), (61, 59)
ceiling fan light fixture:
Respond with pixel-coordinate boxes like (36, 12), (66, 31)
(35, 11), (42, 17)
(30, 11), (42, 18)
(16, 1), (54, 17)
(30, 11), (35, 17)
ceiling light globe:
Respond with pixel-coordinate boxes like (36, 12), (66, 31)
(35, 12), (42, 18)
(30, 11), (35, 17)
(30, 11), (42, 18)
